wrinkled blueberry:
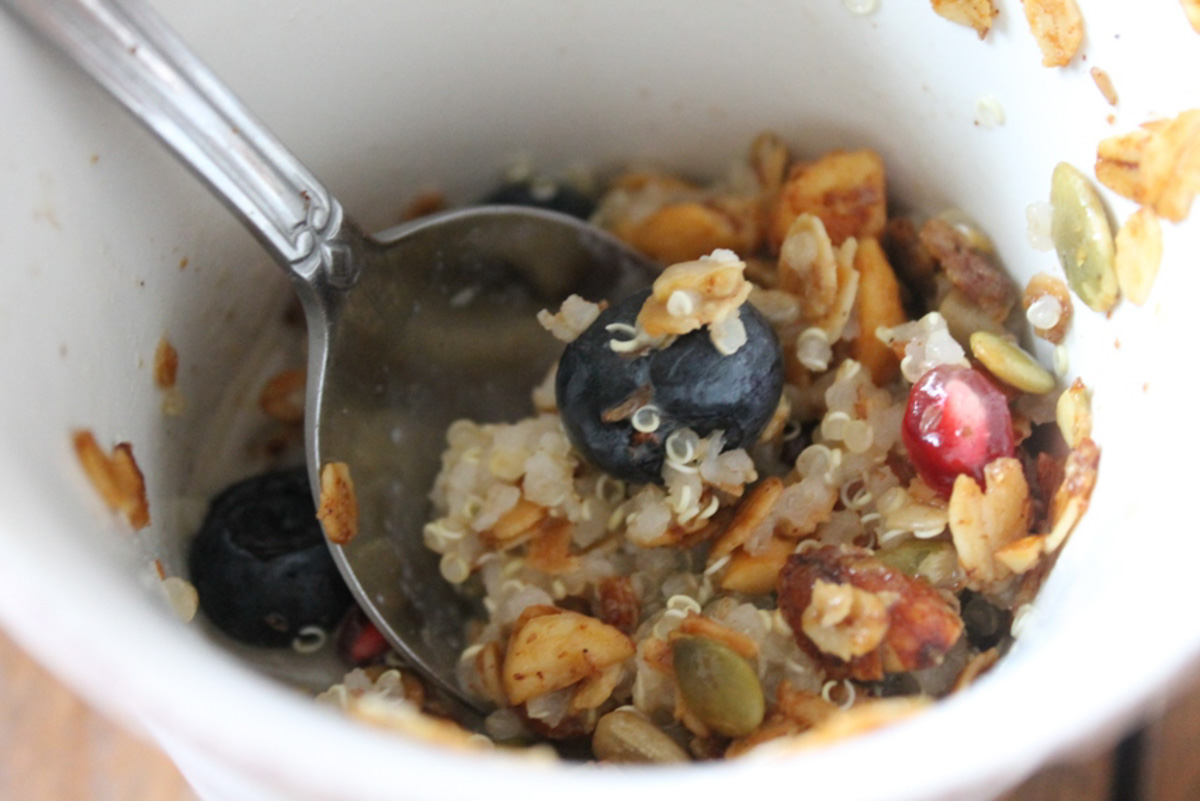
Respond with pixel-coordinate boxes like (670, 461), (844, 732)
(188, 468), (354, 648)
(481, 178), (596, 219)
(960, 591), (1012, 651)
(556, 290), (784, 484)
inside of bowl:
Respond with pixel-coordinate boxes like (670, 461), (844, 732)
(1, 2), (1197, 800)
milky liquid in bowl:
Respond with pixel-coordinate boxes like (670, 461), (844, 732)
(0, 2), (1197, 800)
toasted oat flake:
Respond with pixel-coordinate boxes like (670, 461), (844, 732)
(1114, 207), (1163, 306)
(930, 0), (997, 39)
(72, 429), (150, 529)
(1090, 68), (1119, 107)
(1095, 111), (1200, 223)
(1023, 0), (1083, 67)
(318, 461), (358, 545)
(259, 368), (306, 424)
(770, 149), (886, 249)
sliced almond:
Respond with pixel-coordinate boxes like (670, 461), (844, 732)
(948, 458), (1032, 590)
(994, 535), (1046, 575)
(503, 610), (634, 705)
(625, 201), (758, 265)
(482, 497), (547, 547)
(778, 213), (839, 320)
(719, 535), (795, 595)
(852, 237), (906, 385)
(570, 663), (625, 712)
(708, 476), (783, 563)
(1114, 207), (1163, 306)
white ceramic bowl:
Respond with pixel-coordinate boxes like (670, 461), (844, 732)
(1, 2), (1197, 799)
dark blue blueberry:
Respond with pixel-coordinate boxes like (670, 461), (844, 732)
(961, 591), (1012, 651)
(188, 468), (354, 648)
(556, 289), (784, 484)
(481, 179), (596, 219)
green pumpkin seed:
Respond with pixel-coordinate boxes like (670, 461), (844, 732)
(969, 331), (1056, 394)
(877, 539), (958, 586)
(592, 709), (690, 764)
(671, 635), (764, 737)
(1050, 162), (1119, 313)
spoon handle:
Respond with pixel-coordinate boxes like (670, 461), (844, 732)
(2, 0), (358, 287)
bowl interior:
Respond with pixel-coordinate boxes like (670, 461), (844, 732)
(0, 2), (1196, 800)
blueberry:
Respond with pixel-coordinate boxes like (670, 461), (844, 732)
(481, 178), (596, 219)
(188, 468), (354, 648)
(960, 591), (1012, 651)
(556, 290), (784, 484)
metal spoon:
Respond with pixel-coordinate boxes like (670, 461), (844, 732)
(3, 0), (654, 713)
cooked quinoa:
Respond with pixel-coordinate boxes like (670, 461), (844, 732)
(322, 133), (1100, 761)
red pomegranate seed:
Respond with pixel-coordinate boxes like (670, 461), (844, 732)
(337, 608), (391, 666)
(901, 365), (1015, 497)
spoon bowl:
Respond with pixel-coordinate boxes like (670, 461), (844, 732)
(3, 0), (656, 710)
(310, 207), (651, 708)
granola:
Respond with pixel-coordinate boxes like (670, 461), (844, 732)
(396, 135), (1100, 760)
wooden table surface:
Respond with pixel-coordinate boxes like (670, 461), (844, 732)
(1, 625), (1195, 800)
